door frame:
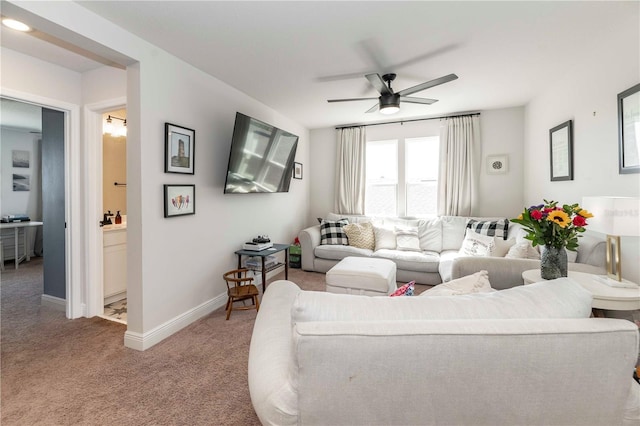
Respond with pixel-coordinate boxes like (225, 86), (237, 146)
(0, 87), (82, 319)
(84, 97), (126, 318)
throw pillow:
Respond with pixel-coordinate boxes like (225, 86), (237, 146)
(421, 270), (494, 296)
(390, 281), (415, 297)
(466, 218), (509, 240)
(395, 226), (421, 252)
(373, 225), (396, 251)
(320, 219), (349, 245)
(343, 222), (375, 250)
(491, 237), (516, 257)
(458, 229), (495, 257)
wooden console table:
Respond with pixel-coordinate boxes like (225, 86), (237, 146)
(0, 221), (44, 269)
(235, 243), (289, 292)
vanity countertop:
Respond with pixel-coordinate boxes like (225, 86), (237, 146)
(102, 224), (127, 232)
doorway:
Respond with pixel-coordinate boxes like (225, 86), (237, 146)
(0, 94), (77, 317)
(99, 107), (128, 324)
(83, 98), (128, 320)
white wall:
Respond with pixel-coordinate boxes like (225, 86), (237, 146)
(3, 2), (310, 347)
(308, 106), (525, 225)
(523, 8), (640, 283)
(0, 128), (41, 220)
(1, 48), (82, 105)
(0, 128), (42, 257)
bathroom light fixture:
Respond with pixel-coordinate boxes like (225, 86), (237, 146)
(103, 115), (127, 137)
(2, 18), (31, 32)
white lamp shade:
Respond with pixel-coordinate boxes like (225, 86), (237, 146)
(581, 196), (640, 237)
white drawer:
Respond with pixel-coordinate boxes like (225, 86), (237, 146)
(103, 229), (127, 246)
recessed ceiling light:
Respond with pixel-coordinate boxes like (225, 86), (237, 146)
(2, 18), (31, 32)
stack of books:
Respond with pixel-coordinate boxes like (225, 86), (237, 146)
(1, 214), (30, 223)
(244, 255), (278, 269)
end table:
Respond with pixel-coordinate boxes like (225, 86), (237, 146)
(522, 269), (640, 311)
(235, 243), (289, 292)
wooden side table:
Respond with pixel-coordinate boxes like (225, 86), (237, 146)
(522, 269), (640, 311)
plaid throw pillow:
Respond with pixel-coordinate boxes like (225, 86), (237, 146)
(320, 219), (349, 245)
(466, 219), (509, 240)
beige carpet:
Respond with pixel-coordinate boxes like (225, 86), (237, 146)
(2, 259), (424, 425)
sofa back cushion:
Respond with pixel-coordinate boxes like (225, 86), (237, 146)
(291, 278), (593, 323)
(418, 217), (443, 252)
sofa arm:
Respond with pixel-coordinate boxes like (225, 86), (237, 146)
(451, 257), (542, 290)
(299, 225), (321, 271)
(451, 256), (607, 290)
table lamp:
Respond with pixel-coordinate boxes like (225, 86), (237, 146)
(581, 196), (640, 281)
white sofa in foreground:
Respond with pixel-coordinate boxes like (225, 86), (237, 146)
(248, 279), (640, 426)
(299, 214), (606, 289)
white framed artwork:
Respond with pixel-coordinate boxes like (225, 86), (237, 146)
(486, 155), (509, 174)
(487, 154), (509, 175)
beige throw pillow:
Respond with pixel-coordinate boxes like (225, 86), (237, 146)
(343, 222), (375, 250)
(421, 270), (494, 296)
(373, 225), (396, 251)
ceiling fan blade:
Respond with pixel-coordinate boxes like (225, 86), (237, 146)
(327, 97), (378, 103)
(397, 73), (458, 97)
(365, 103), (379, 113)
(365, 73), (393, 96)
(400, 96), (438, 105)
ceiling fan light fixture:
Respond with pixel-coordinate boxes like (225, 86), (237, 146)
(379, 94), (400, 115)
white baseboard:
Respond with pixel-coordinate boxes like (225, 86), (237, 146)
(104, 291), (126, 305)
(41, 294), (66, 312)
(124, 292), (227, 351)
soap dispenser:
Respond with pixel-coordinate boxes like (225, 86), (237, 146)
(115, 210), (122, 225)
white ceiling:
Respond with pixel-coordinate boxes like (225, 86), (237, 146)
(2, 1), (638, 130)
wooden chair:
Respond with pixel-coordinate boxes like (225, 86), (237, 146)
(222, 268), (260, 320)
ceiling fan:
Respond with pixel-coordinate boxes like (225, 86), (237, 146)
(328, 72), (458, 115)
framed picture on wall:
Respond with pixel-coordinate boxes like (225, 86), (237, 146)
(618, 83), (640, 174)
(486, 155), (508, 174)
(549, 120), (573, 181)
(164, 184), (195, 218)
(12, 150), (30, 168)
(293, 162), (303, 180)
(165, 123), (195, 174)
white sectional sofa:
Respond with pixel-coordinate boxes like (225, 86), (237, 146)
(299, 213), (606, 289)
(248, 279), (640, 425)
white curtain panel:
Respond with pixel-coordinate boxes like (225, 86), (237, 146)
(437, 115), (481, 216)
(335, 126), (366, 214)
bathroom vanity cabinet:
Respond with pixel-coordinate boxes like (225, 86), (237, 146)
(103, 226), (127, 304)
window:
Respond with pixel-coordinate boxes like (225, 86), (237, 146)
(365, 136), (439, 217)
(405, 137), (439, 216)
(365, 140), (397, 216)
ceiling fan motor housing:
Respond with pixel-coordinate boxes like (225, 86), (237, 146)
(380, 93), (400, 109)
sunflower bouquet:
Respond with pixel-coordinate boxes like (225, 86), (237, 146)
(511, 200), (593, 251)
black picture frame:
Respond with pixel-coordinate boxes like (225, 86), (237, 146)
(618, 83), (640, 174)
(164, 184), (195, 218)
(293, 162), (303, 180)
(164, 123), (195, 174)
(549, 120), (573, 181)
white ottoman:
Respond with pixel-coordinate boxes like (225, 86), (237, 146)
(326, 257), (397, 296)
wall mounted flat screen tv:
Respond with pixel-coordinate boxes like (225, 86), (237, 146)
(224, 112), (299, 194)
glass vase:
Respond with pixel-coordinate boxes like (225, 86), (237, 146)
(540, 245), (568, 280)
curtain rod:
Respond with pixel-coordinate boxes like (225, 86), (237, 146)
(334, 111), (481, 130)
